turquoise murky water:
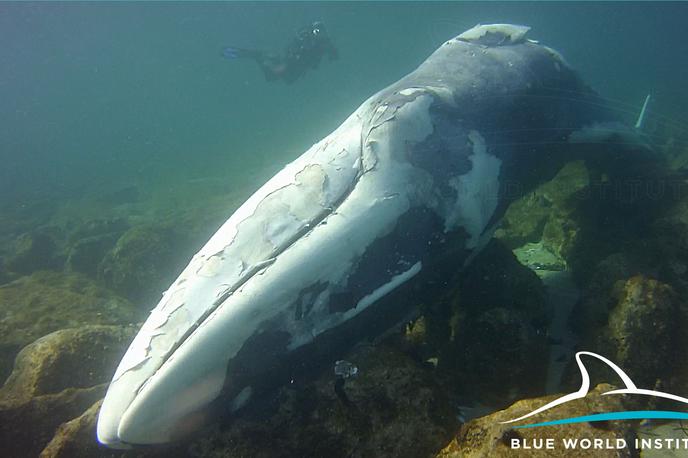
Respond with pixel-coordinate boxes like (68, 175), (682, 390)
(1, 2), (688, 457)
(2, 2), (686, 204)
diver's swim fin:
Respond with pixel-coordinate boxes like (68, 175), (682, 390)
(223, 47), (261, 60)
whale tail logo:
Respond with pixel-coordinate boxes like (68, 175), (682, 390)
(501, 351), (688, 429)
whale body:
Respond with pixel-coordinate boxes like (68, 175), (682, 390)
(97, 24), (634, 447)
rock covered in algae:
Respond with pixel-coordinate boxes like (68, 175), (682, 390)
(84, 181), (252, 305)
(0, 325), (137, 404)
(437, 384), (633, 458)
(189, 343), (457, 458)
(0, 385), (106, 458)
(39, 400), (166, 458)
(41, 399), (155, 458)
(66, 232), (122, 278)
(40, 399), (105, 458)
(417, 240), (550, 406)
(0, 325), (137, 458)
(495, 160), (591, 262)
(570, 275), (683, 393)
(99, 225), (179, 302)
(650, 195), (688, 294)
(41, 398), (186, 458)
(5, 231), (62, 275)
(64, 218), (130, 278)
(0, 271), (139, 382)
(98, 223), (193, 305)
(607, 277), (679, 384)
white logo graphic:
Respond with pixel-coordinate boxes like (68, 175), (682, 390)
(501, 351), (688, 425)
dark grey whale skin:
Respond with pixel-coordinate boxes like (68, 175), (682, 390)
(215, 30), (637, 412)
(371, 33), (621, 220)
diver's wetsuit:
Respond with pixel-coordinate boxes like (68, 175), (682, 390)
(224, 22), (338, 84)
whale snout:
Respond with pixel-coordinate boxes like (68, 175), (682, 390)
(96, 411), (129, 449)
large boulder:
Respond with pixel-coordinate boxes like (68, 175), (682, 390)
(607, 277), (679, 387)
(496, 160), (591, 261)
(495, 158), (667, 286)
(0, 385), (106, 458)
(571, 275), (684, 395)
(0, 325), (137, 404)
(0, 271), (139, 382)
(41, 399), (192, 458)
(40, 399), (106, 458)
(0, 325), (137, 458)
(437, 383), (633, 458)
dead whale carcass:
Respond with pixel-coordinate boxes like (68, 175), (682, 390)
(97, 24), (640, 447)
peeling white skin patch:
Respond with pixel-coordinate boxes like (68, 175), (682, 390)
(399, 87), (423, 97)
(445, 131), (502, 248)
(457, 23), (531, 45)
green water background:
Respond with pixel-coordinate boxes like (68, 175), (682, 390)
(1, 1), (686, 208)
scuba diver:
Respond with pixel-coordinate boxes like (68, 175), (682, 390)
(223, 21), (338, 84)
